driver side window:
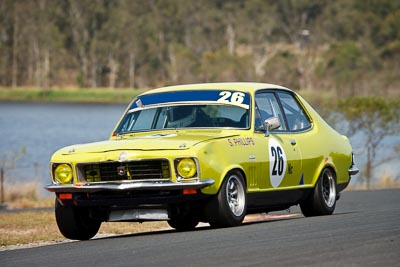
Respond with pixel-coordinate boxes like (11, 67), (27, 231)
(255, 93), (286, 131)
(277, 92), (311, 131)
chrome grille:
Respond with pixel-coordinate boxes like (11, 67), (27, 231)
(78, 159), (171, 182)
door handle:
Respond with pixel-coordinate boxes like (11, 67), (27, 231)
(290, 139), (297, 146)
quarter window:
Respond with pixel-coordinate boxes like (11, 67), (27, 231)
(277, 92), (311, 131)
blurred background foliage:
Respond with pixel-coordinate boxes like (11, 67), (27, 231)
(0, 0), (399, 98)
(337, 97), (400, 189)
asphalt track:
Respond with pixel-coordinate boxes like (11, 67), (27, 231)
(1, 189), (399, 267)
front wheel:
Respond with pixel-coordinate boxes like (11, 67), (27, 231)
(300, 168), (337, 217)
(167, 213), (199, 232)
(205, 170), (247, 227)
(55, 199), (101, 240)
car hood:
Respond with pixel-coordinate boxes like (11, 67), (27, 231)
(59, 132), (237, 155)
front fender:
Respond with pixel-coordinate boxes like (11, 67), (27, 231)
(200, 164), (246, 195)
(196, 138), (251, 195)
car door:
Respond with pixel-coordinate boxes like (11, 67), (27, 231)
(276, 91), (314, 187)
(254, 91), (303, 190)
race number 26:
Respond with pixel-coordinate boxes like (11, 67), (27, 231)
(271, 146), (284, 176)
(268, 138), (287, 187)
(218, 91), (245, 105)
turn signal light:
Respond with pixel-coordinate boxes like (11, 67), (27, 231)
(59, 193), (72, 200)
(183, 188), (197, 195)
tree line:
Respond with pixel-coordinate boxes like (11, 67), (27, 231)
(1, 0), (399, 96)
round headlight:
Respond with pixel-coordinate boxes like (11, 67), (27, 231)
(54, 164), (73, 184)
(177, 158), (197, 179)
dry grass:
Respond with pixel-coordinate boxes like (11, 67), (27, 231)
(0, 211), (63, 247)
(373, 175), (400, 190)
(0, 209), (168, 248)
(1, 182), (53, 209)
(347, 175), (400, 190)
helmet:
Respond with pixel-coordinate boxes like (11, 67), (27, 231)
(167, 106), (196, 128)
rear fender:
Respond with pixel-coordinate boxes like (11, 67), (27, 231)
(311, 156), (337, 186)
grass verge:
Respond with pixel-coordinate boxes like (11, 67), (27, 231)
(2, 182), (53, 209)
(0, 87), (146, 104)
(0, 182), (169, 248)
(0, 209), (168, 248)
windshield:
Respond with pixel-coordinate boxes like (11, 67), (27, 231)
(116, 104), (249, 134)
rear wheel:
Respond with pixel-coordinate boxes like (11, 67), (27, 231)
(55, 199), (101, 240)
(300, 168), (337, 217)
(205, 171), (247, 227)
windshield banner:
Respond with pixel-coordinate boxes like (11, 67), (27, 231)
(130, 90), (250, 110)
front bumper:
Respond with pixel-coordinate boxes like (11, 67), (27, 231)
(45, 178), (215, 193)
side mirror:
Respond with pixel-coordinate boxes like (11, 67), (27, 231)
(264, 117), (280, 137)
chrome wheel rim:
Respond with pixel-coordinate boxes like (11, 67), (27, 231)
(226, 175), (245, 216)
(322, 169), (336, 208)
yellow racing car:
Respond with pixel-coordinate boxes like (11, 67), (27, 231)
(45, 82), (359, 240)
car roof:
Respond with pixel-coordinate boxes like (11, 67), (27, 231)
(140, 82), (293, 95)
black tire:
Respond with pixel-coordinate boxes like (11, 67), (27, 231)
(300, 168), (337, 217)
(205, 170), (247, 227)
(167, 213), (199, 231)
(55, 199), (101, 240)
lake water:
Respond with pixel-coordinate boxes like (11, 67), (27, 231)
(0, 102), (126, 189)
(0, 102), (399, 193)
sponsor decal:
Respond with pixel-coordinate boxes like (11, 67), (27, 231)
(288, 163), (293, 174)
(228, 137), (255, 147)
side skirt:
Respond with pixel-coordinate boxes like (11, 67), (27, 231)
(247, 188), (313, 213)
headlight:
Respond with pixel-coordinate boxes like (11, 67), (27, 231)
(53, 163), (73, 184)
(175, 158), (197, 179)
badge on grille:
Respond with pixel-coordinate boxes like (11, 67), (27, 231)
(117, 166), (126, 176)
